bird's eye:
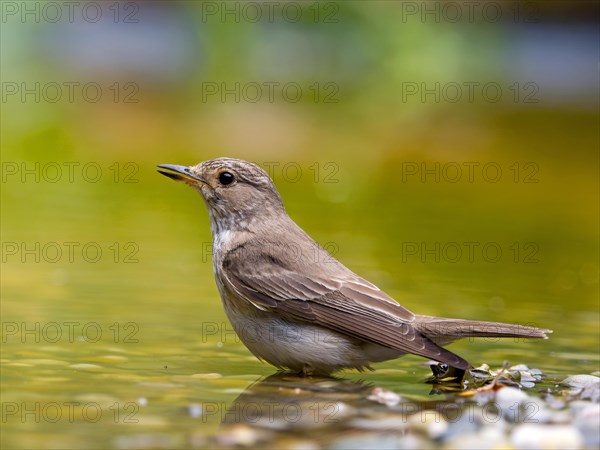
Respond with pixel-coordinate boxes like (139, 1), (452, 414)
(218, 171), (235, 185)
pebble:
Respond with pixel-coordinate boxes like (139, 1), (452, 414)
(8, 353), (597, 449)
(511, 424), (584, 449)
(494, 387), (529, 419)
(441, 406), (488, 441)
(547, 410), (572, 424)
(448, 427), (509, 449)
(114, 433), (179, 449)
(187, 432), (207, 448)
(521, 396), (553, 423)
(518, 371), (538, 388)
(479, 426), (510, 445)
(366, 387), (401, 406)
(328, 433), (414, 450)
(569, 399), (594, 414)
(215, 424), (270, 447)
(349, 416), (408, 430)
(579, 381), (600, 402)
(574, 403), (600, 447)
(408, 410), (448, 439)
(561, 374), (600, 389)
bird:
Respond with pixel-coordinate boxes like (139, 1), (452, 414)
(157, 157), (551, 376)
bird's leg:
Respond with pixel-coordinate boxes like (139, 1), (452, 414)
(301, 363), (315, 377)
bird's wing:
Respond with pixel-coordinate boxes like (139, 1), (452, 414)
(221, 243), (471, 369)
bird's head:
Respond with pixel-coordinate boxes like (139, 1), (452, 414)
(158, 157), (285, 232)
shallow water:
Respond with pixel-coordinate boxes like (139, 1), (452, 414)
(2, 115), (598, 447)
(2, 0), (598, 445)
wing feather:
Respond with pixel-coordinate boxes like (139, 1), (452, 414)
(221, 241), (471, 369)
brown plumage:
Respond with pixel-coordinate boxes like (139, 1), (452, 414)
(158, 158), (551, 375)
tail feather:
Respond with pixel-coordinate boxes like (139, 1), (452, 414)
(414, 315), (552, 345)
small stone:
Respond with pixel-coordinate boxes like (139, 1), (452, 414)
(471, 390), (496, 406)
(574, 403), (600, 448)
(215, 424), (270, 447)
(494, 387), (529, 419)
(302, 401), (350, 426)
(395, 433), (428, 450)
(511, 424), (584, 449)
(544, 396), (567, 410)
(442, 406), (491, 441)
(114, 433), (178, 449)
(579, 382), (600, 402)
(328, 433), (405, 450)
(449, 427), (509, 449)
(426, 418), (449, 440)
(479, 426), (510, 445)
(522, 396), (553, 423)
(408, 410), (448, 439)
(519, 372), (538, 384)
(561, 375), (600, 389)
(350, 416), (407, 430)
(570, 400), (594, 414)
(549, 410), (573, 424)
(187, 432), (207, 448)
(366, 387), (401, 407)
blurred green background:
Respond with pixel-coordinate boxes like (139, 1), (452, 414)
(1, 1), (598, 448)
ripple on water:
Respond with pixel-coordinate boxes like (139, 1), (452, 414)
(74, 393), (121, 408)
(17, 359), (69, 366)
(68, 363), (104, 371)
(87, 355), (129, 364)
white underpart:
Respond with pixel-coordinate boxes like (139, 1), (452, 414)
(213, 229), (234, 253)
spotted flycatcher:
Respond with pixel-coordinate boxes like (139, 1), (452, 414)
(158, 158), (550, 375)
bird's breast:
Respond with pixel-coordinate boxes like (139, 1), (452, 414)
(213, 229), (235, 254)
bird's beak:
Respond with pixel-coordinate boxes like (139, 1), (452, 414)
(157, 164), (207, 185)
